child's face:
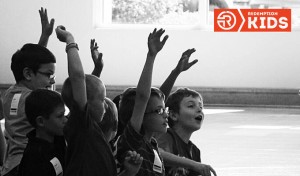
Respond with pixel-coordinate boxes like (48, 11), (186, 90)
(143, 96), (168, 133)
(176, 95), (204, 132)
(43, 104), (67, 136)
(31, 63), (56, 90)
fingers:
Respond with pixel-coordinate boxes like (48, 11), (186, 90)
(50, 18), (55, 28)
(55, 25), (66, 41)
(126, 150), (143, 164)
(209, 165), (217, 176)
(39, 7), (43, 18)
(39, 7), (48, 22)
(188, 59), (198, 68)
(90, 39), (99, 50)
(149, 28), (168, 42)
(44, 8), (49, 21)
(182, 48), (196, 58)
(90, 39), (95, 49)
(202, 165), (217, 176)
(56, 25), (66, 31)
(97, 53), (103, 60)
(161, 35), (169, 47)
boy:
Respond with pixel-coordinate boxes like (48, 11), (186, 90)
(18, 89), (67, 176)
(116, 28), (168, 176)
(90, 39), (143, 176)
(55, 25), (117, 176)
(100, 97), (144, 176)
(157, 88), (216, 176)
(1, 8), (55, 176)
(113, 48), (198, 143)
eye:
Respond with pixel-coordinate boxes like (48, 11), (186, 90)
(155, 109), (163, 115)
(188, 105), (194, 108)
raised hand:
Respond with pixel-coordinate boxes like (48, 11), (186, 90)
(148, 28), (168, 56)
(174, 48), (198, 73)
(55, 26), (74, 43)
(123, 151), (143, 176)
(39, 7), (54, 37)
(90, 39), (104, 74)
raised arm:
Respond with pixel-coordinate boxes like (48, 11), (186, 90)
(160, 48), (198, 99)
(90, 39), (104, 77)
(38, 7), (55, 47)
(56, 26), (87, 110)
(130, 28), (168, 133)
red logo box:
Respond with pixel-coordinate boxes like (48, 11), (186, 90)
(214, 9), (291, 32)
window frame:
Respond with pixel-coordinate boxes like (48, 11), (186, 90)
(93, 0), (300, 31)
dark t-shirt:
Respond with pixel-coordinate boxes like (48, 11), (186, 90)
(157, 128), (201, 176)
(117, 123), (165, 176)
(18, 130), (66, 176)
(63, 104), (117, 176)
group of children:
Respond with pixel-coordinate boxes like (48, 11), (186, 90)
(0, 7), (217, 176)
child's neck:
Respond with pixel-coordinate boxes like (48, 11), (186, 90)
(36, 129), (54, 143)
(17, 80), (34, 90)
(172, 126), (192, 144)
(144, 131), (154, 143)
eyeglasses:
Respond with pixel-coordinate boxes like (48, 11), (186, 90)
(37, 71), (56, 79)
(145, 107), (169, 115)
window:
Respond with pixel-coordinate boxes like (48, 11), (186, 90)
(93, 0), (209, 29)
(93, 0), (300, 30)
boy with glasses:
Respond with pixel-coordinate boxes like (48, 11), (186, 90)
(1, 8), (55, 176)
(116, 28), (169, 176)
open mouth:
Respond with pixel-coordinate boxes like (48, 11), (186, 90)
(195, 115), (203, 121)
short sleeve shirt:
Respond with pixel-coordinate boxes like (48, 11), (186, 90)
(1, 85), (33, 175)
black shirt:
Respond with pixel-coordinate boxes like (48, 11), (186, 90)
(18, 130), (66, 176)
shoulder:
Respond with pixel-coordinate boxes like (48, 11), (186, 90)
(156, 129), (175, 153)
(156, 129), (174, 144)
(64, 103), (89, 131)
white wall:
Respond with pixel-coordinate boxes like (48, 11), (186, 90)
(0, 0), (299, 89)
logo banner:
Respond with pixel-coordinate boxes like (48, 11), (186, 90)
(214, 9), (291, 32)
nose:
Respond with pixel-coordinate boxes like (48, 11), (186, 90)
(162, 111), (168, 119)
(63, 116), (68, 124)
(50, 78), (55, 85)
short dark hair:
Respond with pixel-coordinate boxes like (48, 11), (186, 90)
(11, 43), (56, 83)
(61, 74), (105, 110)
(99, 97), (118, 134)
(116, 87), (165, 138)
(166, 87), (202, 128)
(25, 89), (64, 128)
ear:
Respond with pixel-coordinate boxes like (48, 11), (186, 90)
(168, 110), (178, 122)
(36, 116), (45, 127)
(23, 67), (33, 81)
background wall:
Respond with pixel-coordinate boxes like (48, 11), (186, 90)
(0, 0), (300, 89)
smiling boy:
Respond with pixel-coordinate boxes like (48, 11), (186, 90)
(157, 87), (211, 176)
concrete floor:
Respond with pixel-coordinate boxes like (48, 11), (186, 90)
(192, 107), (300, 176)
(1, 107), (299, 175)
